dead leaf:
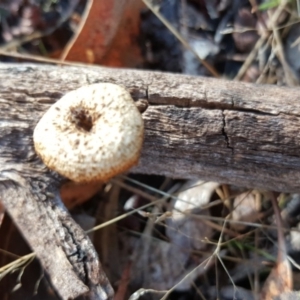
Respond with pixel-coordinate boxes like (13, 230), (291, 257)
(231, 190), (261, 231)
(260, 259), (293, 300)
(60, 181), (102, 209)
(165, 180), (218, 251)
(62, 0), (145, 67)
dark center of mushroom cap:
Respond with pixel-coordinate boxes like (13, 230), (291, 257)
(70, 106), (94, 132)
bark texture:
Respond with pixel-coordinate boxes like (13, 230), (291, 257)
(1, 63), (300, 298)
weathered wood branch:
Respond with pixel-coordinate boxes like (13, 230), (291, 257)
(1, 63), (300, 298)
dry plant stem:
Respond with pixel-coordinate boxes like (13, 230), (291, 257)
(0, 253), (35, 279)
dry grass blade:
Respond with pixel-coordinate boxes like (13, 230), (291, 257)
(0, 253), (35, 281)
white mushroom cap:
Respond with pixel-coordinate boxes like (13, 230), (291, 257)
(33, 83), (144, 182)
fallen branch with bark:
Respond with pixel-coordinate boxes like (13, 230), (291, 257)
(1, 63), (300, 299)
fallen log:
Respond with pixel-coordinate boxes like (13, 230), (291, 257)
(0, 63), (300, 299)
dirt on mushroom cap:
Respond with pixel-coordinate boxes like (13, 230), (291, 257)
(33, 83), (144, 182)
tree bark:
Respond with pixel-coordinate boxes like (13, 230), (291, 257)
(1, 63), (300, 298)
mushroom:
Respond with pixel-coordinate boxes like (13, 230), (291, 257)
(33, 83), (144, 182)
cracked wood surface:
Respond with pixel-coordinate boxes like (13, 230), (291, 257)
(1, 63), (300, 298)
